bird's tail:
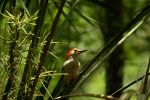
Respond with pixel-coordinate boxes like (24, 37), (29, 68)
(59, 78), (77, 100)
(59, 84), (73, 100)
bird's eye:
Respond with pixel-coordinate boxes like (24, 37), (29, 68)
(74, 50), (79, 54)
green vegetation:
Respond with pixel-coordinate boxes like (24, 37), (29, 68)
(0, 0), (150, 100)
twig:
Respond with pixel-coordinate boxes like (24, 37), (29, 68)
(141, 58), (150, 94)
(54, 93), (118, 100)
(111, 72), (150, 96)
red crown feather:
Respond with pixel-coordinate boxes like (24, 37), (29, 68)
(66, 48), (79, 59)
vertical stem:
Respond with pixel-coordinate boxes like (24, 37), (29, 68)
(28, 0), (67, 99)
(2, 23), (19, 100)
(17, 0), (48, 99)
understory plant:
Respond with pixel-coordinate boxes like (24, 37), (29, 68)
(0, 0), (149, 100)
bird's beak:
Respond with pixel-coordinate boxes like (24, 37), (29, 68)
(79, 49), (88, 53)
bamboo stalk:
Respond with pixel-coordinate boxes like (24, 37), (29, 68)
(17, 0), (48, 99)
(28, 0), (67, 99)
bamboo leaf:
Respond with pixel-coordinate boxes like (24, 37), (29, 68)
(28, 0), (66, 99)
(18, 0), (30, 16)
(141, 58), (150, 94)
(119, 90), (136, 100)
(138, 58), (150, 100)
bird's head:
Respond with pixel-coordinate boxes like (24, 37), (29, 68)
(66, 48), (87, 60)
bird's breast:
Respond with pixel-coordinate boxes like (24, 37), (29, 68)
(63, 59), (80, 76)
(63, 59), (80, 85)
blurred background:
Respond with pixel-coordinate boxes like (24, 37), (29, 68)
(0, 0), (150, 100)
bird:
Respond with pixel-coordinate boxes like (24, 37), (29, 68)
(62, 48), (87, 86)
(60, 48), (87, 99)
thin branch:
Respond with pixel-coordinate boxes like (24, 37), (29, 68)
(54, 93), (118, 100)
(111, 72), (150, 96)
(112, 58), (150, 96)
(140, 57), (150, 94)
(28, 0), (67, 99)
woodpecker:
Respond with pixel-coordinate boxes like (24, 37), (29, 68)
(62, 48), (87, 86)
(54, 48), (87, 100)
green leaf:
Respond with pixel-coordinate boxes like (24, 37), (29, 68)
(18, 0), (30, 16)
(119, 89), (136, 100)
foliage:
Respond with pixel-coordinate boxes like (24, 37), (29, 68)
(0, 0), (150, 100)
